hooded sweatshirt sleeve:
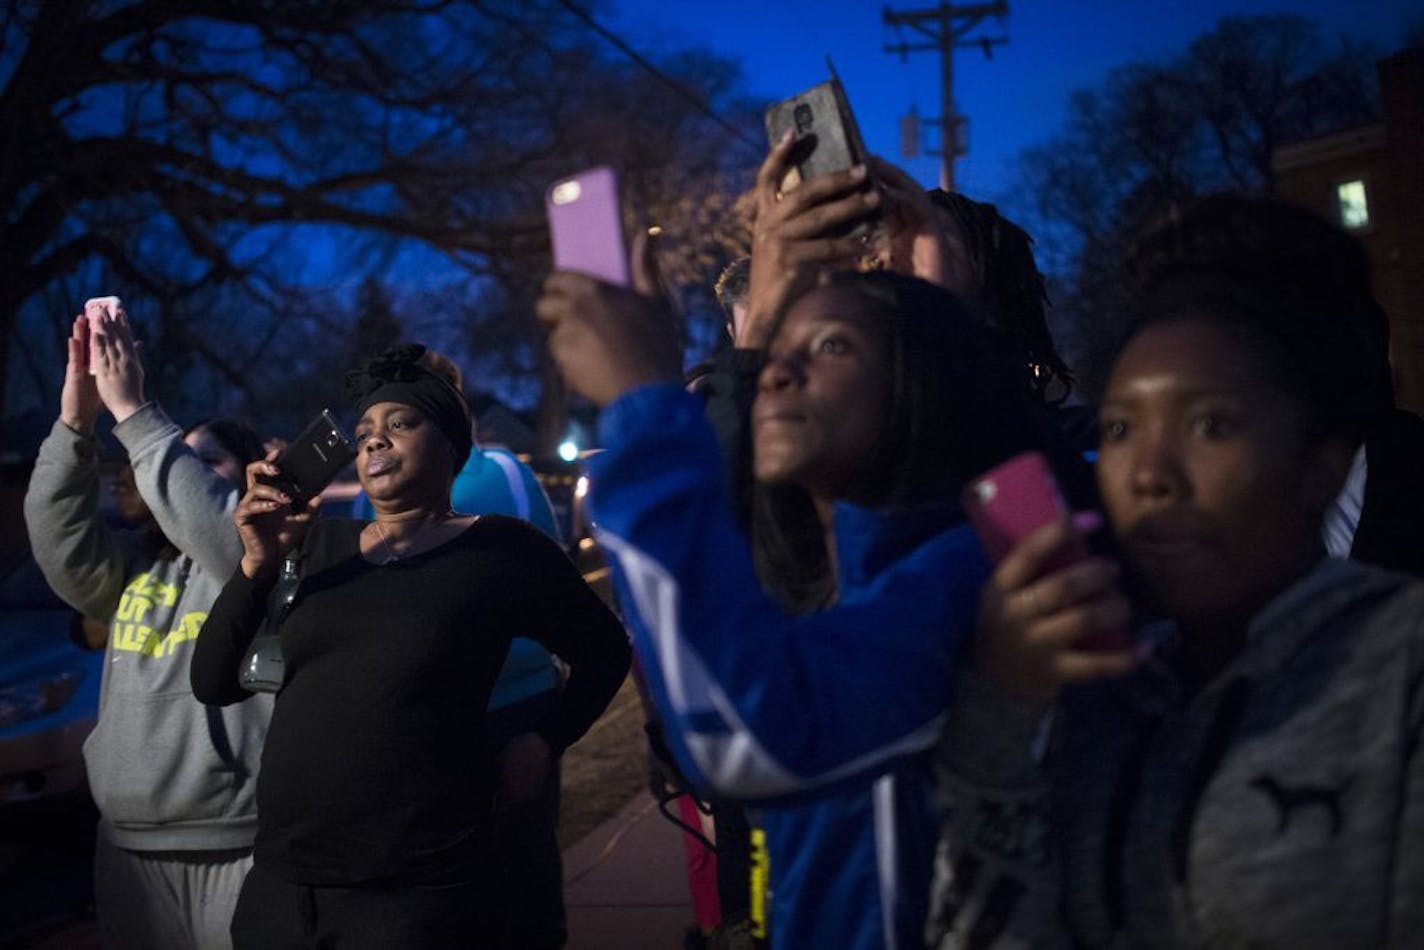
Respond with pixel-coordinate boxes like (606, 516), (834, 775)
(22, 419), (137, 620)
(927, 671), (1066, 949)
(587, 382), (984, 802)
(1389, 594), (1424, 944)
(115, 402), (243, 580)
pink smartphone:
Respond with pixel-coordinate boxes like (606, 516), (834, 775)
(963, 451), (1128, 651)
(83, 296), (123, 375)
(546, 166), (631, 287)
(963, 452), (1084, 567)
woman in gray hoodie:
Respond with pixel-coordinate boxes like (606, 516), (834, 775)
(929, 195), (1424, 948)
(24, 301), (270, 949)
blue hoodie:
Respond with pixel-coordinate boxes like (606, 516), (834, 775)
(588, 383), (989, 949)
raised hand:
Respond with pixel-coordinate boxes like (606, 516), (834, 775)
(742, 130), (880, 348)
(59, 315), (102, 436)
(86, 297), (146, 423)
(537, 231), (681, 408)
(974, 512), (1138, 705)
(234, 451), (321, 580)
(868, 157), (953, 289)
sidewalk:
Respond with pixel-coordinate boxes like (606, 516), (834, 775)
(563, 791), (695, 949)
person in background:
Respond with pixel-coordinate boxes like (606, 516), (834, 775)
(24, 300), (270, 949)
(350, 347), (572, 950)
(182, 417), (267, 492)
(539, 261), (1081, 949)
(929, 194), (1424, 948)
(192, 343), (629, 948)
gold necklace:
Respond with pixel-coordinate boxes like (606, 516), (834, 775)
(373, 510), (456, 564)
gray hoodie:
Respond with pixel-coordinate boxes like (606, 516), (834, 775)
(929, 557), (1424, 949)
(23, 405), (271, 851)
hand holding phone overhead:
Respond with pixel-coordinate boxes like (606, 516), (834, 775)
(83, 295), (124, 375)
(763, 62), (878, 240)
(538, 169), (680, 407)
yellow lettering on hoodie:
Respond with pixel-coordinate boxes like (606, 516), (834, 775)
(112, 612), (208, 659)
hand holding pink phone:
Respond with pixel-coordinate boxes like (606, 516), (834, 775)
(963, 452), (1129, 652)
(963, 452), (1086, 566)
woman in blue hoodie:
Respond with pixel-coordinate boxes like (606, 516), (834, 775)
(539, 266), (1081, 949)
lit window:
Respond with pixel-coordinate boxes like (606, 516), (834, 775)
(1337, 179), (1369, 230)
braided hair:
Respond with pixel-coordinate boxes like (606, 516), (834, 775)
(927, 190), (1074, 403)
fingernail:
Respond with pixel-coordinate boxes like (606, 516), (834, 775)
(850, 164), (867, 179)
(1072, 510), (1104, 533)
(779, 129), (794, 145)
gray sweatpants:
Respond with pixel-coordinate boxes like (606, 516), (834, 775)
(94, 834), (252, 950)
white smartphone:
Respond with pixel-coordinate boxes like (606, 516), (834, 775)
(546, 166), (631, 287)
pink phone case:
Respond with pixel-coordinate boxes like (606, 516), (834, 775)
(963, 452), (1084, 567)
(963, 451), (1128, 651)
(83, 296), (123, 375)
(546, 166), (631, 287)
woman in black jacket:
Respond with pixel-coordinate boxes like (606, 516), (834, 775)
(192, 344), (630, 949)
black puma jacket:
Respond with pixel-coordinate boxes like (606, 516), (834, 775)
(929, 557), (1424, 948)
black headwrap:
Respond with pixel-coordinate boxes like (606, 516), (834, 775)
(345, 343), (473, 472)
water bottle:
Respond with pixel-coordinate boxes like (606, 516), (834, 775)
(238, 554), (299, 693)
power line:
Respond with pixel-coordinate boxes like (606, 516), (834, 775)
(553, 0), (762, 152)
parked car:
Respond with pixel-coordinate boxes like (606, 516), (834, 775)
(0, 554), (101, 808)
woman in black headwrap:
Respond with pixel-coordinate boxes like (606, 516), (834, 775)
(191, 344), (631, 948)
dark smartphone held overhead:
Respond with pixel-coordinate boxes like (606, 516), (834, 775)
(764, 65), (878, 239)
(272, 410), (355, 507)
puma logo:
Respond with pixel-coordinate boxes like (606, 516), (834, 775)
(1251, 774), (1351, 837)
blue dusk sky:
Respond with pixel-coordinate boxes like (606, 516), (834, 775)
(606, 0), (1419, 211)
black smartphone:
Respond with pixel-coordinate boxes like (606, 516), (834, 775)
(273, 410), (355, 506)
(763, 64), (877, 239)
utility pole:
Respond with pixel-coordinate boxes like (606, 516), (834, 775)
(883, 2), (1009, 191)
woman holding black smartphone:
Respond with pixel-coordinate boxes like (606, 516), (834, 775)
(191, 344), (630, 948)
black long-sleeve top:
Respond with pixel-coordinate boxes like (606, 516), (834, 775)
(191, 515), (630, 887)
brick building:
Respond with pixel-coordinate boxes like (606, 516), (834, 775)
(1273, 48), (1424, 415)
